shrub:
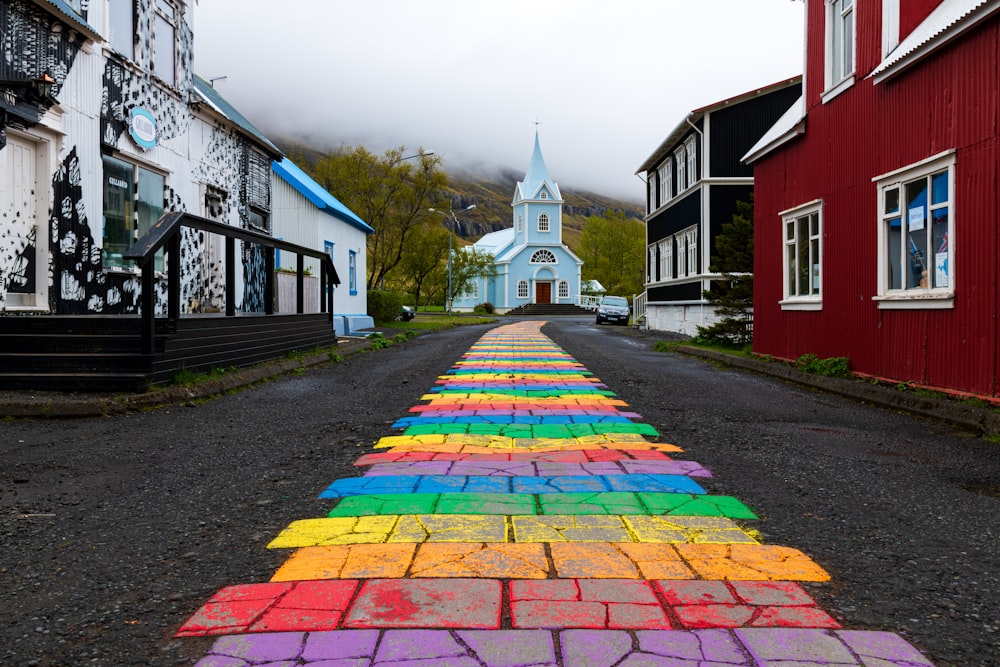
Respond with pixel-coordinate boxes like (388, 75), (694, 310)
(794, 353), (851, 377)
(367, 290), (406, 323)
(475, 302), (495, 314)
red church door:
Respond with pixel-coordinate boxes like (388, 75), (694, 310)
(536, 282), (551, 304)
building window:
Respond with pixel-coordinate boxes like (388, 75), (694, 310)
(647, 177), (656, 213)
(558, 281), (569, 298)
(675, 147), (687, 192)
(108, 0), (135, 58)
(348, 250), (358, 295)
(685, 228), (698, 276)
(323, 241), (335, 293)
(827, 0), (855, 90)
(647, 244), (656, 282)
(517, 215), (523, 232)
(517, 280), (529, 299)
(658, 238), (673, 280)
(674, 226), (697, 278)
(153, 0), (178, 87)
(686, 137), (698, 186)
(876, 152), (954, 306)
(538, 213), (550, 232)
(781, 202), (822, 305)
(530, 249), (557, 264)
(102, 154), (165, 271)
(659, 160), (673, 204)
(540, 191), (548, 200)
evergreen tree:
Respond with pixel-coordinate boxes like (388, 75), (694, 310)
(696, 197), (754, 345)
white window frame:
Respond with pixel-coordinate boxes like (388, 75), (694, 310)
(874, 151), (955, 310)
(824, 0), (856, 102)
(558, 280), (569, 299)
(685, 137), (698, 186)
(153, 0), (178, 87)
(517, 279), (529, 299)
(538, 213), (550, 232)
(660, 160), (673, 203)
(647, 244), (656, 282)
(470, 280), (479, 300)
(780, 200), (823, 310)
(540, 191), (548, 200)
(517, 215), (522, 233)
(675, 233), (687, 278)
(675, 147), (687, 193)
(530, 249), (556, 264)
(658, 239), (672, 281)
(108, 0), (135, 59)
(685, 228), (698, 277)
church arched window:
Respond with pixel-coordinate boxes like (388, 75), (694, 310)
(537, 214), (550, 232)
(517, 280), (529, 299)
(530, 249), (557, 264)
(558, 281), (569, 298)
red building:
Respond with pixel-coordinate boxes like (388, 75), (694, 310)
(746, 0), (1000, 396)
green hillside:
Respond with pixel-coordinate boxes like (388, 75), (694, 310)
(276, 139), (644, 255)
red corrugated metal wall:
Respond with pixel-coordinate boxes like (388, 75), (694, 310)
(755, 1), (1000, 395)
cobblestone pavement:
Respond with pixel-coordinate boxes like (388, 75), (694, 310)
(175, 321), (934, 666)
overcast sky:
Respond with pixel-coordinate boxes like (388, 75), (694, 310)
(193, 1), (804, 202)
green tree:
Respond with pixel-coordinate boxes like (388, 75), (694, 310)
(310, 146), (446, 289)
(696, 197), (754, 345)
(447, 247), (495, 311)
(578, 211), (645, 296)
(396, 221), (450, 310)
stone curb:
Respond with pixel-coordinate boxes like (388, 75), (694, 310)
(674, 346), (1000, 438)
(0, 337), (374, 420)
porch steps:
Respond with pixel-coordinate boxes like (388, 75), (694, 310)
(506, 304), (594, 317)
(0, 313), (336, 392)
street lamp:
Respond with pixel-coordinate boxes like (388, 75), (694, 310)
(430, 204), (476, 314)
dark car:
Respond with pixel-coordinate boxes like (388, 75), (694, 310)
(595, 295), (630, 325)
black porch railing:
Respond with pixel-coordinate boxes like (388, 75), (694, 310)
(123, 212), (340, 355)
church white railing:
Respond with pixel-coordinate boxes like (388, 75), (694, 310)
(577, 294), (601, 310)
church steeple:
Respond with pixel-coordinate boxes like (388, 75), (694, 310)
(514, 131), (562, 204)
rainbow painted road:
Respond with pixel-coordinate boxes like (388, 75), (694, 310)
(179, 322), (934, 666)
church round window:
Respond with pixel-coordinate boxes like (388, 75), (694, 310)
(530, 249), (557, 264)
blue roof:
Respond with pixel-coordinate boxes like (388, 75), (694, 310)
(272, 158), (373, 234)
(193, 75), (281, 156)
(41, 1), (100, 38)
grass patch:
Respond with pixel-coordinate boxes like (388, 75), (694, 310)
(794, 354), (851, 378)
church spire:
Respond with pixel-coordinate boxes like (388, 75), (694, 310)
(516, 130), (562, 202)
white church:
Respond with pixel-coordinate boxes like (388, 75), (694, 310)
(452, 133), (583, 312)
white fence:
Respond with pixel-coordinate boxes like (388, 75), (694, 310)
(577, 295), (601, 310)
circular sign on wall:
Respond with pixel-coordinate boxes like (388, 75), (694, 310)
(128, 107), (157, 150)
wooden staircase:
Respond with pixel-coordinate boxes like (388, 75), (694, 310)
(0, 314), (337, 392)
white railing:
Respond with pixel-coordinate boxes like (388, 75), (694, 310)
(632, 291), (647, 328)
(577, 294), (601, 310)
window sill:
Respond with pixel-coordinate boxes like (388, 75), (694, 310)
(873, 292), (954, 310)
(780, 299), (822, 311)
(821, 75), (855, 104)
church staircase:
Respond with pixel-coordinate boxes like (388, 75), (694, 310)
(505, 303), (594, 317)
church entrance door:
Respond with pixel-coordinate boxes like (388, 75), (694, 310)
(536, 282), (552, 304)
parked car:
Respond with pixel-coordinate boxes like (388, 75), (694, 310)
(397, 305), (416, 321)
(595, 295), (630, 325)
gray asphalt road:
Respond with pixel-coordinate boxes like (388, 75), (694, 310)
(1, 318), (997, 666)
(546, 317), (1000, 666)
